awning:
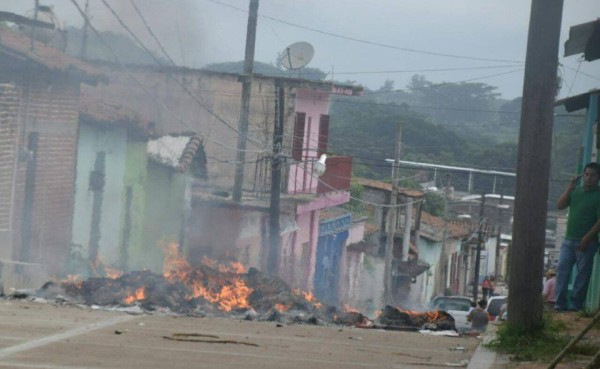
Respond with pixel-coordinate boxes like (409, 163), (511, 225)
(564, 19), (600, 61)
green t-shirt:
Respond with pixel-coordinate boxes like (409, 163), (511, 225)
(566, 186), (600, 240)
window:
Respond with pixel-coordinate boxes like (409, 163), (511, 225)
(292, 112), (306, 161)
(318, 114), (329, 156)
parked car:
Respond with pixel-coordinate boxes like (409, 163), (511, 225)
(431, 296), (473, 332)
(486, 295), (507, 321)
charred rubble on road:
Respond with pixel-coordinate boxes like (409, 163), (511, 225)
(3, 264), (456, 332)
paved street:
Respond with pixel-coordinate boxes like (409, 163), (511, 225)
(0, 299), (484, 369)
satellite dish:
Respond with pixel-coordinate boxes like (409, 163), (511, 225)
(278, 42), (314, 70)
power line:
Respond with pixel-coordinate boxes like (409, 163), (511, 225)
(69, 0), (269, 155)
(566, 58), (583, 97)
(130, 0), (177, 66)
(203, 0), (525, 64)
(563, 64), (600, 83)
(98, 0), (265, 147)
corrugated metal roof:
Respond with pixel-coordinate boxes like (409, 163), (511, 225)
(0, 26), (107, 85)
(564, 19), (600, 61)
(555, 89), (600, 112)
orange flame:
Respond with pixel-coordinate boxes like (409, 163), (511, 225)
(189, 279), (251, 312)
(399, 308), (443, 323)
(275, 303), (290, 312)
(343, 304), (359, 313)
(89, 256), (123, 279)
(293, 289), (323, 309)
(162, 242), (253, 312)
(124, 287), (146, 304)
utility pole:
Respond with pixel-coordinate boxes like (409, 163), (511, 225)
(79, 0), (90, 58)
(30, 0), (39, 51)
(267, 80), (284, 274)
(472, 193), (485, 301)
(233, 0), (259, 202)
(495, 193), (504, 278)
(508, 0), (563, 332)
(383, 122), (402, 305)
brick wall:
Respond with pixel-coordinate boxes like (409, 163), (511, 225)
(0, 83), (19, 257)
(5, 71), (80, 277)
(0, 84), (19, 230)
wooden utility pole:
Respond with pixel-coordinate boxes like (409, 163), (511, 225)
(267, 80), (284, 274)
(79, 0), (90, 58)
(30, 0), (39, 51)
(233, 0), (259, 202)
(472, 193), (485, 301)
(383, 122), (402, 305)
(508, 0), (563, 332)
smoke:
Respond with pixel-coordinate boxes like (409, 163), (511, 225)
(84, 0), (211, 67)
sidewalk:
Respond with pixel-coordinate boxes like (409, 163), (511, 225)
(467, 323), (511, 369)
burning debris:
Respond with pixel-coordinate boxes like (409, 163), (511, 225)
(377, 305), (456, 332)
(4, 243), (458, 332)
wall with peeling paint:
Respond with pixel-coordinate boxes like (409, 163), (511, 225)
(71, 123), (127, 275)
(120, 140), (148, 272)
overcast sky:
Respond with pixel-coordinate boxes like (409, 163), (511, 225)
(4, 0), (600, 99)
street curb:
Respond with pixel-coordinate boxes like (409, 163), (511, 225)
(467, 324), (510, 369)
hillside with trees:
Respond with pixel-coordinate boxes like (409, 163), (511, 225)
(328, 76), (585, 204)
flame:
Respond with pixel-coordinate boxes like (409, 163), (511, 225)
(293, 289), (323, 309)
(343, 304), (359, 313)
(66, 274), (84, 288)
(162, 242), (195, 283)
(124, 287), (146, 304)
(89, 256), (123, 279)
(399, 308), (443, 323)
(275, 303), (290, 312)
(162, 242), (252, 311)
(219, 261), (246, 274)
(189, 279), (251, 312)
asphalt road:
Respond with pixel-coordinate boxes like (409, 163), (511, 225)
(0, 299), (482, 369)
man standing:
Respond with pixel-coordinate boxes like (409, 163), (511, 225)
(554, 162), (600, 312)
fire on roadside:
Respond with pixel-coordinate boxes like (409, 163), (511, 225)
(89, 256), (123, 279)
(343, 304), (359, 313)
(293, 288), (323, 309)
(399, 308), (443, 323)
(124, 287), (146, 305)
(162, 242), (252, 312)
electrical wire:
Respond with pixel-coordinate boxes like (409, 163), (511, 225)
(566, 58), (583, 98)
(98, 0), (266, 148)
(69, 0), (269, 155)
(204, 0), (525, 64)
(129, 0), (177, 66)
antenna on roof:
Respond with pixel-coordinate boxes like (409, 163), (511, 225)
(277, 41), (314, 78)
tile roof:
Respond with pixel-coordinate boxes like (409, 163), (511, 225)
(79, 95), (151, 130)
(355, 178), (424, 198)
(419, 211), (471, 240)
(0, 26), (107, 85)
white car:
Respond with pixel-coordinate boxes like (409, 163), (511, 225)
(431, 296), (473, 332)
(486, 295), (508, 321)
